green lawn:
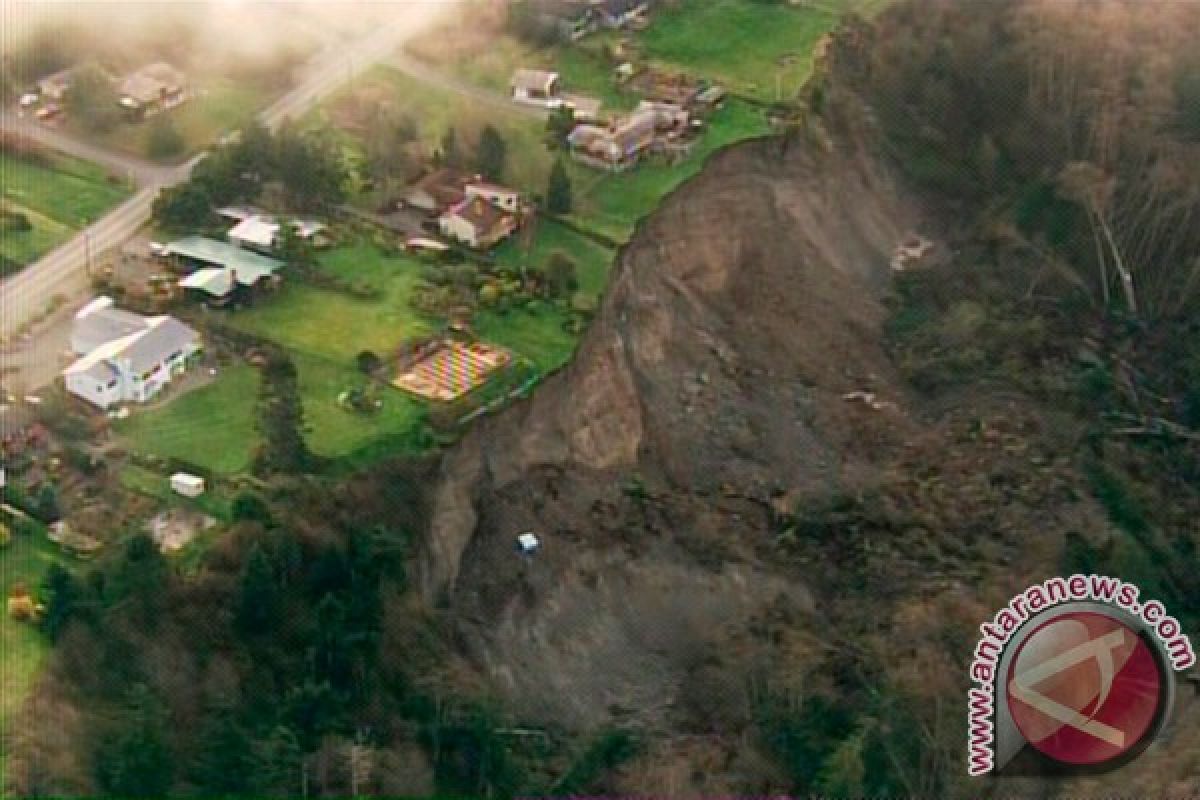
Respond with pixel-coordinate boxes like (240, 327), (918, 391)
(474, 302), (578, 374)
(319, 66), (554, 195)
(78, 80), (265, 162)
(494, 218), (615, 298)
(639, 0), (845, 102)
(568, 99), (770, 242)
(0, 152), (131, 273)
(115, 363), (261, 475)
(291, 352), (428, 459)
(230, 242), (435, 364)
(227, 242), (435, 459)
(0, 529), (67, 786)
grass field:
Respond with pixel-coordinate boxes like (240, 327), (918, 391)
(115, 363), (261, 475)
(639, 0), (845, 102)
(474, 302), (578, 374)
(78, 80), (265, 162)
(0, 529), (67, 787)
(228, 242), (436, 458)
(494, 217), (616, 298)
(320, 66), (554, 195)
(0, 152), (131, 273)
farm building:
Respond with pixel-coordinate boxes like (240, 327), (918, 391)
(165, 236), (284, 304)
(226, 214), (326, 254)
(118, 62), (187, 118)
(36, 66), (79, 101)
(63, 299), (201, 409)
(511, 69), (562, 108)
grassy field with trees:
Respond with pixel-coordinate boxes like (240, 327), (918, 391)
(0, 150), (130, 273)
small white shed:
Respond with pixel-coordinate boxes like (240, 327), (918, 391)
(170, 472), (205, 498)
(516, 532), (540, 554)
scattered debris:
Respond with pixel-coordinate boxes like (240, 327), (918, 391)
(516, 531), (540, 555)
(842, 390), (895, 411)
(890, 233), (934, 272)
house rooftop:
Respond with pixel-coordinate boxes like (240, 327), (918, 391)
(445, 196), (512, 234)
(119, 62), (185, 105)
(64, 315), (198, 379)
(164, 236), (284, 284)
(512, 68), (559, 92)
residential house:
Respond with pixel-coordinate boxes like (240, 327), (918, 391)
(226, 214), (327, 255)
(63, 299), (200, 410)
(567, 100), (691, 171)
(562, 92), (603, 123)
(591, 0), (650, 30)
(511, 69), (562, 108)
(118, 62), (187, 118)
(37, 67), (77, 101)
(530, 0), (597, 41)
(567, 109), (658, 171)
(465, 181), (521, 213)
(166, 236), (285, 305)
(439, 196), (518, 250)
(402, 168), (472, 214)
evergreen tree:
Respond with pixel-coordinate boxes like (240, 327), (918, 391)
(439, 126), (462, 169)
(39, 563), (81, 640)
(234, 543), (281, 635)
(146, 116), (185, 160)
(475, 125), (508, 180)
(231, 491), (273, 527)
(546, 159), (573, 214)
(94, 685), (174, 798)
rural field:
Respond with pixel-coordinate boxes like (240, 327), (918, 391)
(0, 152), (131, 274)
(226, 241), (437, 460)
(115, 363), (261, 475)
(319, 66), (555, 196)
(0, 530), (67, 787)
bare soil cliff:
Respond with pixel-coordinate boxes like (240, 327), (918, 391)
(424, 130), (921, 729)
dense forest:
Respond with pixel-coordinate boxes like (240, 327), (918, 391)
(9, 1), (1200, 796)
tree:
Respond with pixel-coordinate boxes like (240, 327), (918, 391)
(545, 252), (579, 298)
(356, 350), (382, 375)
(231, 492), (273, 526)
(255, 352), (316, 474)
(544, 107), (576, 148)
(189, 711), (253, 795)
(65, 63), (121, 133)
(39, 563), (80, 640)
(94, 685), (174, 798)
(438, 126), (462, 169)
(36, 483), (61, 523)
(545, 159), (573, 214)
(234, 543), (280, 635)
(275, 125), (348, 212)
(276, 221), (316, 268)
(152, 182), (214, 231)
(146, 116), (185, 160)
(475, 125), (508, 181)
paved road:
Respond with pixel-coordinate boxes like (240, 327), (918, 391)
(0, 17), (425, 341)
(388, 52), (551, 120)
(0, 113), (175, 187)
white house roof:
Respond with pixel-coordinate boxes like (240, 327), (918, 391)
(72, 297), (154, 354)
(227, 216), (279, 248)
(512, 68), (559, 93)
(164, 235), (283, 284)
(63, 316), (198, 379)
(179, 267), (235, 297)
(227, 215), (326, 249)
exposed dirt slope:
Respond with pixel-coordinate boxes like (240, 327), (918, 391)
(423, 130), (922, 730)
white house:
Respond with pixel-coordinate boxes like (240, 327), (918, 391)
(227, 214), (325, 254)
(63, 299), (201, 410)
(438, 196), (518, 250)
(465, 181), (521, 213)
(511, 69), (562, 108)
